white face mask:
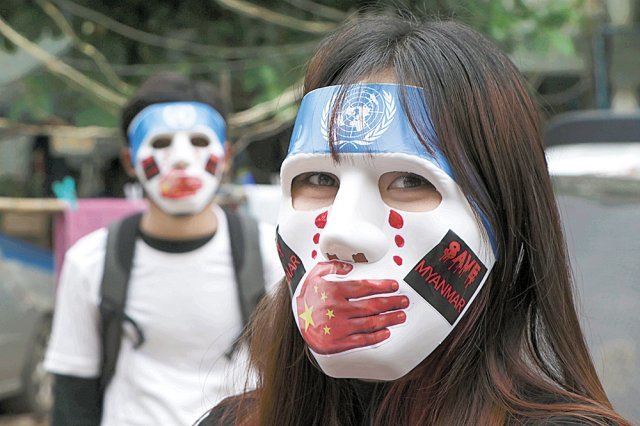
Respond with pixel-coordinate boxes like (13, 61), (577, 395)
(277, 84), (496, 381)
(128, 102), (226, 216)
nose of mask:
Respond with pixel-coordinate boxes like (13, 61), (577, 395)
(168, 133), (196, 167)
(318, 170), (389, 263)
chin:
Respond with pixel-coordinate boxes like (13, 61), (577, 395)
(154, 193), (216, 217)
(169, 211), (197, 218)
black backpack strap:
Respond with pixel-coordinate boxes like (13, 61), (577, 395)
(98, 212), (143, 396)
(222, 206), (266, 354)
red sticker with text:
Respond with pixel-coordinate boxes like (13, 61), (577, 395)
(141, 156), (159, 180)
(404, 230), (487, 324)
(276, 229), (306, 294)
(205, 155), (219, 176)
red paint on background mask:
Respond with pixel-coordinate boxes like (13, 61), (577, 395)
(159, 171), (203, 199)
(311, 250), (317, 259)
(313, 233), (320, 244)
(393, 256), (403, 266)
(389, 210), (404, 229)
(395, 235), (405, 248)
(205, 155), (219, 175)
(315, 211), (328, 229)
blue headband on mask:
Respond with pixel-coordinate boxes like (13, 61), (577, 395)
(287, 84), (497, 254)
(287, 84), (453, 179)
(127, 101), (226, 165)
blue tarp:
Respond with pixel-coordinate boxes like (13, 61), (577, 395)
(0, 233), (54, 272)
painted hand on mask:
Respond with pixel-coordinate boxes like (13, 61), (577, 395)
(159, 170), (204, 199)
(296, 261), (409, 354)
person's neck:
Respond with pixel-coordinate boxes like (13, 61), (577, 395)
(140, 201), (218, 240)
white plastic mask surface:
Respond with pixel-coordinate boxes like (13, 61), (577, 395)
(276, 84), (496, 380)
(128, 102), (226, 215)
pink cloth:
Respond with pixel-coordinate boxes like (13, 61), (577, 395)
(54, 198), (147, 278)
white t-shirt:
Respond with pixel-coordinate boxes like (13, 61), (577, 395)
(45, 205), (282, 426)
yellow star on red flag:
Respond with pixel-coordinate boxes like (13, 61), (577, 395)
(299, 300), (315, 332)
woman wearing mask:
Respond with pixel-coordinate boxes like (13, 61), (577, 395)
(200, 12), (630, 426)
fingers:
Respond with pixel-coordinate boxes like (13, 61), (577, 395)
(346, 295), (410, 318)
(337, 329), (392, 353)
(348, 311), (406, 333)
(307, 262), (399, 300)
(337, 279), (399, 299)
(302, 310), (407, 355)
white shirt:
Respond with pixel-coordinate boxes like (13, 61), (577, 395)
(45, 205), (282, 426)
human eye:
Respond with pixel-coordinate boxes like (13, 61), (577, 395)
(387, 173), (432, 190)
(291, 172), (339, 211)
(379, 172), (441, 212)
(306, 172), (339, 187)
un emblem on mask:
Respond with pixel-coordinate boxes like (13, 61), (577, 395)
(162, 104), (198, 129)
(321, 87), (395, 148)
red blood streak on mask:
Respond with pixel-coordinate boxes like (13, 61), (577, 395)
(159, 172), (202, 199)
(389, 210), (404, 229)
(311, 250), (317, 259)
(393, 256), (403, 266)
(315, 211), (328, 229)
(313, 233), (320, 244)
(395, 235), (405, 248)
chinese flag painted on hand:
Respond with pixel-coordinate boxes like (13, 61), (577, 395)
(296, 261), (408, 354)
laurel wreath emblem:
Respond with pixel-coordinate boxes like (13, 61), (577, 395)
(163, 104), (197, 128)
(320, 89), (396, 148)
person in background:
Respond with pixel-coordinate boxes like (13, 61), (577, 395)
(199, 12), (630, 426)
(45, 73), (282, 426)
(25, 134), (71, 197)
(98, 157), (134, 198)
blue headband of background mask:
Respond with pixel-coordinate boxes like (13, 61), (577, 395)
(127, 101), (226, 165)
(287, 84), (453, 179)
(287, 83), (497, 254)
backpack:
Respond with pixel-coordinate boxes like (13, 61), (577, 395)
(97, 207), (265, 396)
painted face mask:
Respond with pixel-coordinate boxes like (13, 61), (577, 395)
(128, 102), (226, 216)
(277, 84), (496, 381)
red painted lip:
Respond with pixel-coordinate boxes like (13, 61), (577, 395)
(159, 170), (203, 199)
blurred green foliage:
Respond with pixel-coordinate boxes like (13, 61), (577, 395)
(0, 0), (585, 127)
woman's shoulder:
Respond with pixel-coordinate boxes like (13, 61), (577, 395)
(540, 415), (617, 426)
(518, 389), (626, 426)
(197, 405), (232, 426)
(196, 392), (257, 426)
(532, 416), (622, 426)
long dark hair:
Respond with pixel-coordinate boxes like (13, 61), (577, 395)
(226, 12), (629, 425)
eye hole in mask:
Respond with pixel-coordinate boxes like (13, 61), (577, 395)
(190, 135), (210, 147)
(378, 172), (441, 212)
(151, 136), (172, 149)
(291, 171), (442, 212)
(291, 172), (338, 211)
